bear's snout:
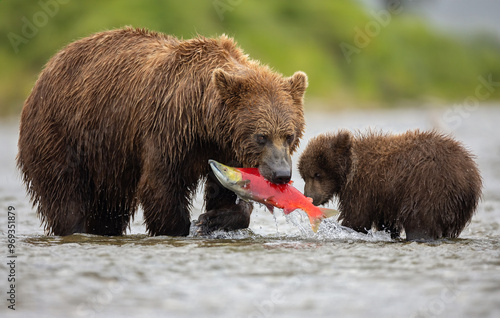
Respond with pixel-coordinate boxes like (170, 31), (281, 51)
(271, 166), (292, 184)
(259, 160), (292, 184)
(303, 181), (328, 206)
(259, 143), (292, 184)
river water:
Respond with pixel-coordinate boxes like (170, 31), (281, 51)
(1, 106), (499, 318)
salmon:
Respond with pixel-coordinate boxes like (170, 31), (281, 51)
(209, 160), (338, 232)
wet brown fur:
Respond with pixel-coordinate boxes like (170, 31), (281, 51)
(17, 27), (307, 236)
(298, 130), (482, 240)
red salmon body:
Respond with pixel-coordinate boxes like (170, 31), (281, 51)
(208, 160), (338, 232)
(237, 168), (325, 220)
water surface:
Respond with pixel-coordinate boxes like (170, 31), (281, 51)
(1, 106), (499, 318)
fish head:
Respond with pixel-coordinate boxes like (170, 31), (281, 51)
(209, 160), (243, 186)
(209, 160), (250, 198)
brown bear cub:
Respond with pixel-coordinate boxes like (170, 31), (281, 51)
(298, 130), (482, 240)
(17, 27), (307, 236)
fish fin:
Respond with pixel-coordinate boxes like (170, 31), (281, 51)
(237, 195), (250, 203)
(283, 207), (296, 215)
(264, 203), (274, 214)
(319, 208), (340, 219)
(236, 179), (250, 188)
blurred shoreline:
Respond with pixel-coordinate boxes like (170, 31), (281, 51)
(2, 1), (500, 116)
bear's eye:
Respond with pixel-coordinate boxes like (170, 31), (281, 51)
(286, 134), (295, 145)
(255, 134), (268, 145)
(314, 173), (321, 179)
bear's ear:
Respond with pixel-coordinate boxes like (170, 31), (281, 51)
(212, 68), (243, 102)
(287, 71), (308, 103)
(331, 131), (352, 156)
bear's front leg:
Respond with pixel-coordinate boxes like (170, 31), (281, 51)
(196, 171), (253, 234)
(140, 175), (192, 236)
(138, 144), (196, 236)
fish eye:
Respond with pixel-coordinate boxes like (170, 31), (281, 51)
(255, 134), (268, 145)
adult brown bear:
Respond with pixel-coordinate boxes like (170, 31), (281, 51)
(17, 27), (307, 236)
(298, 130), (482, 240)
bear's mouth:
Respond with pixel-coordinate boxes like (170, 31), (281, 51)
(258, 164), (292, 185)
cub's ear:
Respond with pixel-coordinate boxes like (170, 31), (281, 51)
(287, 71), (308, 103)
(212, 68), (243, 102)
(331, 131), (352, 156)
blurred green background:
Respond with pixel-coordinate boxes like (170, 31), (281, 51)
(1, 0), (500, 116)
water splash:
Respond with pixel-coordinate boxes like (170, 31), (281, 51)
(271, 211), (280, 235)
(283, 210), (393, 242)
(283, 210), (312, 237)
(189, 220), (255, 239)
(317, 219), (393, 242)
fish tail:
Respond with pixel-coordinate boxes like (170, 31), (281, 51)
(309, 208), (340, 233)
(309, 216), (322, 233)
(319, 208), (340, 218)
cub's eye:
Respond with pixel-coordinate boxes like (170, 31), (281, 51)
(314, 173), (321, 179)
(286, 134), (295, 145)
(255, 134), (268, 145)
